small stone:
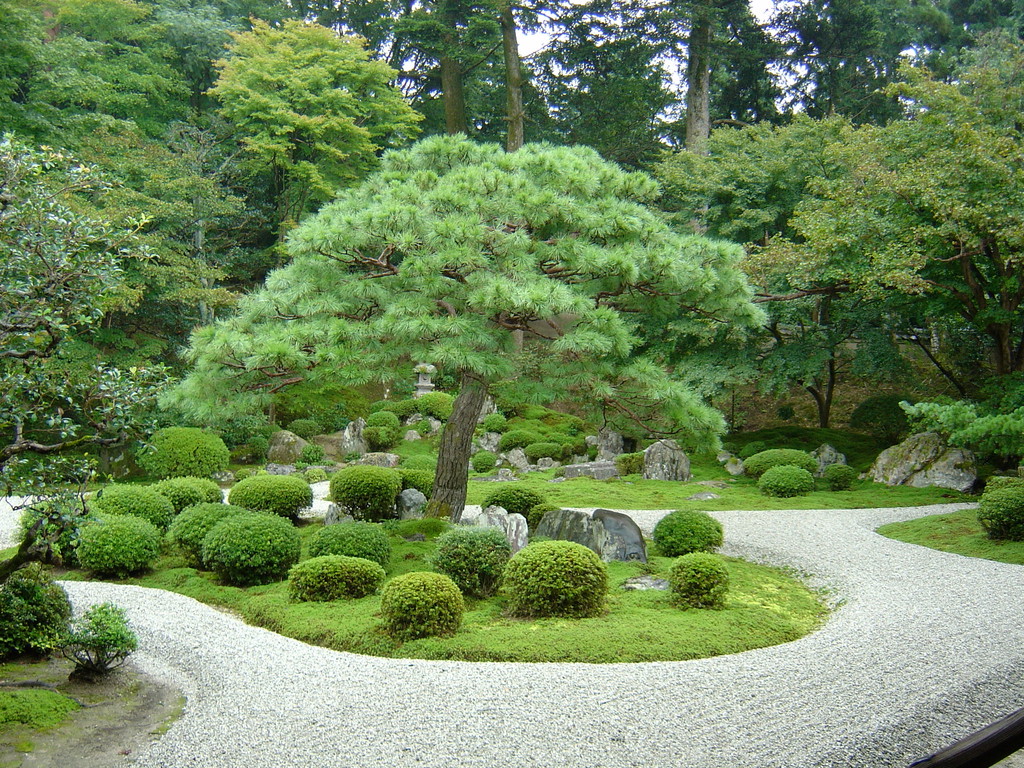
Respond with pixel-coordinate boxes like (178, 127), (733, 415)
(724, 457), (745, 476)
(403, 430), (421, 442)
(355, 452), (401, 468)
(536, 457), (561, 470)
(265, 463), (296, 475)
(324, 504), (355, 526)
(397, 488), (427, 519)
(687, 491), (721, 501)
(500, 448), (531, 472)
(621, 575), (669, 591)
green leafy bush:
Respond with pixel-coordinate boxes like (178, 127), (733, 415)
(0, 564), (71, 659)
(233, 467), (268, 482)
(286, 418), (323, 439)
(416, 392), (455, 421)
(18, 499), (96, 567)
(217, 416), (274, 448)
(150, 477), (222, 514)
(60, 603), (137, 676)
(849, 394), (912, 444)
(386, 517), (450, 539)
(524, 442), (561, 462)
(201, 514), (301, 586)
(308, 522), (391, 569)
(614, 452), (644, 476)
(228, 475), (313, 520)
(380, 571), (464, 640)
(480, 413), (507, 433)
(304, 467), (328, 483)
(247, 435), (270, 461)
(527, 502), (560, 532)
(288, 556), (385, 601)
(299, 444), (327, 464)
(652, 510), (723, 557)
(363, 425), (400, 452)
(92, 485), (175, 530)
(398, 468), (434, 496)
(365, 411), (401, 430)
(668, 553), (729, 609)
(471, 451), (497, 474)
(822, 464), (858, 491)
(370, 399), (419, 419)
(78, 515), (162, 577)
(138, 427), (230, 479)
(978, 485), (1024, 540)
(502, 540), (607, 619)
(498, 430), (545, 452)
(330, 465), (401, 521)
(738, 441), (767, 460)
(167, 503), (250, 568)
(743, 449), (817, 479)
(481, 486), (547, 517)
(758, 465), (816, 497)
(401, 455), (437, 472)
(432, 527), (511, 598)
(986, 476), (1024, 491)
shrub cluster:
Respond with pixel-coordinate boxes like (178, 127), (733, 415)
(758, 465), (816, 497)
(380, 572), (464, 640)
(614, 452), (644, 476)
(502, 541), (607, 618)
(481, 486), (547, 518)
(398, 468), (434, 496)
(233, 467), (268, 482)
(151, 476), (222, 514)
(669, 553), (730, 609)
(138, 427), (230, 479)
(78, 515), (162, 577)
(365, 411), (401, 430)
(308, 522), (391, 569)
(304, 467), (329, 483)
(228, 474), (312, 520)
(743, 449), (817, 479)
(432, 527), (511, 598)
(202, 513), (301, 586)
(415, 392), (455, 421)
(479, 413), (507, 433)
(288, 555), (386, 602)
(652, 510), (723, 557)
(498, 430), (544, 452)
(60, 602), (137, 677)
(363, 425), (400, 452)
(471, 451), (497, 474)
(92, 485), (175, 530)
(330, 465), (401, 521)
(737, 441), (767, 460)
(822, 464), (858, 491)
(978, 485), (1024, 541)
(299, 444), (327, 465)
(524, 442), (561, 462)
(167, 503), (250, 568)
(286, 418), (323, 439)
(0, 564), (71, 659)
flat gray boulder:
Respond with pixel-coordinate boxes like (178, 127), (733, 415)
(267, 430), (307, 464)
(642, 439), (691, 481)
(869, 432), (977, 492)
(561, 461), (619, 480)
(687, 491), (720, 501)
(312, 418), (366, 459)
(535, 508), (647, 563)
(354, 452), (401, 468)
(397, 488), (427, 519)
(500, 448), (530, 472)
(812, 444), (847, 478)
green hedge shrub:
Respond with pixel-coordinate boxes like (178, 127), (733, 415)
(416, 392), (455, 421)
(78, 515), (162, 577)
(481, 486), (547, 517)
(286, 418), (323, 439)
(217, 415), (274, 448)
(849, 394), (912, 444)
(498, 430), (545, 452)
(60, 602), (137, 676)
(527, 502), (560, 532)
(432, 527), (511, 598)
(138, 427), (230, 479)
(299, 444), (326, 464)
(978, 485), (1024, 541)
(304, 467), (329, 483)
(92, 485), (175, 530)
(822, 464), (858, 491)
(398, 468), (434, 496)
(363, 425), (400, 452)
(369, 399), (419, 419)
(365, 411), (401, 430)
(0, 564), (71, 660)
(330, 465), (401, 521)
(479, 413), (507, 433)
(652, 511), (723, 557)
(471, 451), (497, 474)
(150, 477), (222, 514)
(247, 435), (269, 462)
(228, 475), (313, 520)
(502, 541), (607, 618)
(984, 476), (1024, 491)
(380, 572), (464, 640)
(308, 522), (391, 569)
(668, 553), (729, 609)
(400, 455), (437, 472)
(738, 441), (768, 460)
(167, 503), (250, 568)
(758, 465), (816, 497)
(743, 449), (817, 479)
(614, 452), (644, 476)
(233, 467), (268, 482)
(288, 556), (386, 601)
(524, 442), (561, 462)
(201, 514), (301, 586)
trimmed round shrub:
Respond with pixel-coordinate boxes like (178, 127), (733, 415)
(758, 465), (816, 498)
(498, 430), (545, 452)
(228, 474), (313, 520)
(167, 503), (250, 568)
(432, 527), (511, 598)
(984, 476), (1024, 492)
(399, 468), (434, 496)
(234, 467), (268, 482)
(150, 476), (222, 514)
(480, 413), (507, 433)
(527, 502), (560, 532)
(363, 425), (400, 452)
(0, 564), (72, 659)
(471, 450), (497, 474)
(668, 553), (729, 610)
(308, 522), (391, 569)
(138, 427), (230, 479)
(738, 440), (768, 460)
(380, 571), (464, 640)
(401, 454), (437, 471)
(502, 540), (607, 619)
(652, 510), (723, 557)
(247, 435), (270, 461)
(92, 485), (175, 530)
(481, 486), (547, 517)
(304, 467), (328, 484)
(202, 513), (301, 586)
(978, 485), (1024, 541)
(743, 449), (817, 479)
(365, 411), (401, 430)
(524, 442), (561, 462)
(370, 398), (419, 419)
(822, 463), (858, 491)
(416, 391), (455, 421)
(286, 418), (323, 439)
(329, 465), (402, 521)
(288, 555), (386, 602)
(78, 515), (162, 577)
(299, 443), (326, 465)
(614, 452), (644, 476)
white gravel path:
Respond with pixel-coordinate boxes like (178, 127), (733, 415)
(7, 499), (1024, 767)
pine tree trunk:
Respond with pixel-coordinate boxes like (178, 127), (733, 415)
(500, 5), (525, 152)
(440, 56), (468, 135)
(426, 372), (488, 523)
(684, 10), (713, 152)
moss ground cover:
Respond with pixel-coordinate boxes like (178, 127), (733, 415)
(877, 508), (1024, 566)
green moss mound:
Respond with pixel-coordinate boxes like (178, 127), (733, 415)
(228, 474), (313, 520)
(78, 515), (162, 577)
(202, 514), (301, 586)
(92, 484), (175, 530)
(653, 510), (723, 557)
(288, 555), (386, 601)
(502, 540), (607, 619)
(669, 553), (729, 609)
(308, 522), (391, 569)
(329, 465), (401, 521)
(758, 465), (816, 498)
(167, 503), (250, 568)
(150, 476), (222, 514)
(138, 427), (230, 479)
(0, 689), (79, 728)
(471, 451), (497, 473)
(380, 571), (464, 640)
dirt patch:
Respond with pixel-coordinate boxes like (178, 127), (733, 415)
(0, 656), (183, 768)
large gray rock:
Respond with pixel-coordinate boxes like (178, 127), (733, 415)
(642, 440), (691, 481)
(267, 430), (308, 464)
(812, 444), (847, 478)
(397, 489), (427, 519)
(312, 418), (366, 459)
(536, 457), (560, 470)
(265, 463), (297, 475)
(505, 513), (529, 553)
(595, 429), (624, 461)
(869, 432), (977, 492)
(535, 508), (647, 563)
(472, 432), (502, 453)
(724, 457), (745, 476)
(324, 504), (355, 526)
(403, 430), (421, 442)
(459, 505), (528, 553)
(500, 448), (530, 472)
(355, 452), (401, 468)
(561, 461), (620, 480)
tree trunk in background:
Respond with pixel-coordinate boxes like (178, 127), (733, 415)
(500, 5), (524, 151)
(685, 9), (713, 151)
(440, 55), (468, 134)
(427, 372), (488, 522)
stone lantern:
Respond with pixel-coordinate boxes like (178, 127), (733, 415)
(413, 363), (436, 399)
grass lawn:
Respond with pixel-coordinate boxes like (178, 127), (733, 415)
(877, 507), (1024, 566)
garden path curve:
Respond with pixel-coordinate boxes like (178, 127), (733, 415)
(11, 502), (1024, 768)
